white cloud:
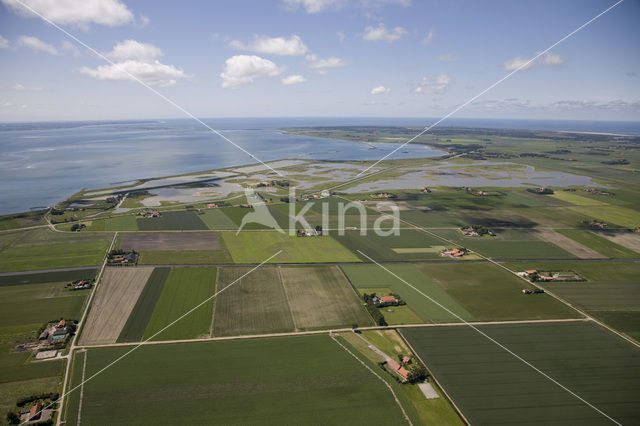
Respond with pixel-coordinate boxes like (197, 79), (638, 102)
(414, 73), (451, 94)
(105, 39), (163, 61)
(79, 60), (186, 87)
(10, 83), (43, 91)
(370, 85), (390, 95)
(1, 0), (134, 26)
(282, 74), (307, 85)
(436, 53), (460, 62)
(230, 35), (308, 56)
(337, 31), (345, 42)
(79, 40), (186, 87)
(137, 14), (150, 27)
(504, 52), (565, 71)
(305, 53), (347, 73)
(0, 35), (9, 49)
(362, 23), (407, 42)
(422, 29), (434, 45)
(282, 0), (410, 14)
(220, 55), (282, 88)
(16, 36), (57, 54)
(61, 40), (81, 56)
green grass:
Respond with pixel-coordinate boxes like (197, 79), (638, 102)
(416, 262), (580, 321)
(137, 211), (208, 231)
(0, 269), (97, 286)
(588, 311), (640, 342)
(402, 322), (640, 425)
(217, 207), (270, 229)
(83, 215), (139, 231)
(550, 191), (609, 206)
(0, 281), (87, 326)
(66, 335), (411, 425)
(333, 229), (448, 262)
(556, 229), (638, 258)
(357, 288), (424, 324)
(143, 268), (216, 341)
(431, 229), (575, 259)
(280, 266), (373, 330)
(569, 205), (640, 228)
(117, 268), (170, 343)
(138, 249), (232, 265)
(213, 266), (295, 337)
(199, 209), (238, 229)
(0, 228), (112, 273)
(341, 264), (473, 323)
(221, 232), (360, 263)
(0, 376), (61, 423)
(504, 261), (640, 312)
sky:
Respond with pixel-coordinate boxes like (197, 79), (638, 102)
(0, 0), (639, 122)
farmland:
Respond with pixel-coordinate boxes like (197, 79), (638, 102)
(334, 229), (448, 262)
(212, 267), (294, 336)
(221, 232), (361, 263)
(416, 262), (579, 321)
(341, 263), (473, 323)
(80, 267), (153, 346)
(402, 322), (640, 425)
(117, 268), (170, 343)
(118, 232), (222, 250)
(143, 268), (216, 341)
(137, 211), (208, 230)
(279, 266), (373, 329)
(556, 229), (639, 258)
(0, 228), (112, 272)
(64, 335), (410, 425)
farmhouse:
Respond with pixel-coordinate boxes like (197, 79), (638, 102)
(441, 248), (466, 258)
(28, 401), (42, 421)
(386, 360), (409, 381)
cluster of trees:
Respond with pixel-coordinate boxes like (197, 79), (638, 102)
(468, 225), (495, 237)
(362, 294), (387, 326)
(527, 187), (554, 195)
(70, 223), (86, 232)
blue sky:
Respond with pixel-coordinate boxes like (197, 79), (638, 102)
(0, 0), (638, 122)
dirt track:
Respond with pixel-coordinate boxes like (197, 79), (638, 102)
(119, 232), (221, 250)
(79, 267), (153, 346)
(535, 229), (604, 259)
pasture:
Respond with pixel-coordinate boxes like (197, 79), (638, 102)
(221, 232), (360, 263)
(80, 267), (153, 346)
(279, 266), (373, 329)
(117, 267), (170, 343)
(556, 229), (638, 258)
(213, 267), (294, 337)
(0, 228), (112, 272)
(534, 228), (603, 259)
(64, 335), (410, 425)
(83, 215), (139, 231)
(199, 208), (238, 229)
(143, 267), (216, 341)
(341, 263), (473, 323)
(137, 211), (208, 231)
(138, 249), (232, 265)
(402, 322), (640, 425)
(334, 229), (447, 262)
(119, 232), (221, 250)
(416, 262), (579, 320)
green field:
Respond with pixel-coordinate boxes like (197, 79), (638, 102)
(64, 335), (410, 425)
(117, 268), (170, 343)
(137, 211), (208, 230)
(280, 266), (373, 329)
(357, 288), (424, 324)
(431, 228), (576, 260)
(402, 322), (640, 425)
(213, 266), (295, 336)
(83, 215), (139, 231)
(556, 229), (638, 258)
(334, 229), (448, 262)
(143, 268), (216, 341)
(216, 207), (270, 229)
(0, 228), (112, 272)
(589, 311), (640, 341)
(199, 209), (238, 229)
(416, 262), (579, 321)
(0, 269), (97, 286)
(569, 205), (640, 228)
(221, 232), (360, 263)
(341, 263), (473, 323)
(138, 249), (232, 265)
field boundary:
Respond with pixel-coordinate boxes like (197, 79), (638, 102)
(397, 330), (469, 425)
(209, 269), (220, 337)
(329, 333), (412, 425)
(277, 266), (300, 331)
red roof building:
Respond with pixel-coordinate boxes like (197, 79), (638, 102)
(387, 360), (400, 371)
(403, 356), (411, 364)
(57, 319), (66, 328)
(29, 401), (42, 421)
(380, 295), (397, 303)
(397, 367), (409, 380)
